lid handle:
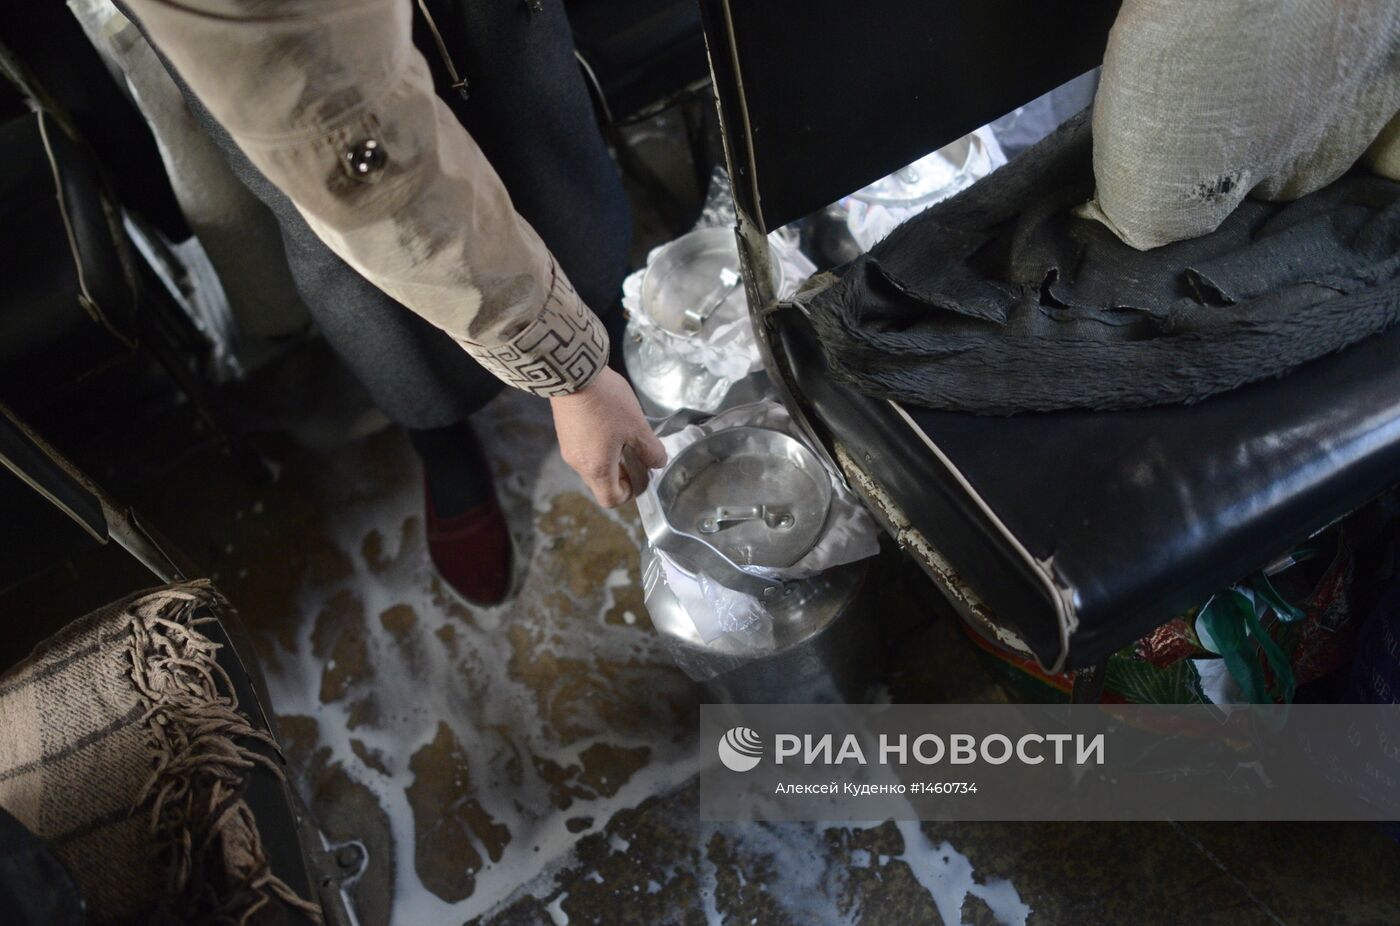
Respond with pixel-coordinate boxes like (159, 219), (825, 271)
(682, 268), (742, 334)
(698, 505), (795, 534)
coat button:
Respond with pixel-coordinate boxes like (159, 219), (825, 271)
(344, 139), (386, 181)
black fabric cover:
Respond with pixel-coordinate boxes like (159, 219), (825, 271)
(809, 112), (1400, 415)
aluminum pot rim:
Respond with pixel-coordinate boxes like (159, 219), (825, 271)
(638, 227), (785, 341)
(638, 426), (834, 596)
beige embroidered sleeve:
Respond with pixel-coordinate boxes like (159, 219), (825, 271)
(124, 0), (608, 396)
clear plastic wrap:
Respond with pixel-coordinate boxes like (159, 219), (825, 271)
(622, 168), (816, 413)
(841, 126), (1005, 251)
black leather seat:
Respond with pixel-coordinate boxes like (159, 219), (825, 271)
(0, 111), (148, 587)
(0, 105), (263, 583)
(0, 1), (188, 242)
(775, 304), (1400, 670)
(698, 0), (1400, 672)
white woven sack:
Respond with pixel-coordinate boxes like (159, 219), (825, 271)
(1079, 0), (1400, 250)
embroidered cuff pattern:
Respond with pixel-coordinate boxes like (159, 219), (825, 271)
(465, 270), (608, 397)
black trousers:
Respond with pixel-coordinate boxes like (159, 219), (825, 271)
(125, 0), (632, 429)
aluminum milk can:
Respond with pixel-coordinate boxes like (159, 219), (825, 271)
(636, 426), (879, 702)
(623, 228), (781, 417)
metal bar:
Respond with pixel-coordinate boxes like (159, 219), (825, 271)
(0, 401), (190, 582)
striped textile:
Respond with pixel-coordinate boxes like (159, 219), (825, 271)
(0, 589), (161, 922)
(0, 581), (319, 924)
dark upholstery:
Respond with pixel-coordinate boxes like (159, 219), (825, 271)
(567, 0), (709, 121)
(0, 807), (82, 926)
(0, 113), (138, 401)
(696, 0), (1121, 231)
(0, 406), (106, 543)
(0, 0), (189, 241)
(0, 111), (217, 588)
(776, 305), (1400, 669)
(697, 0), (1400, 671)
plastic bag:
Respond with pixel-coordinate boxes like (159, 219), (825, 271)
(621, 171), (816, 387)
(841, 127), (1005, 251)
(965, 529), (1356, 705)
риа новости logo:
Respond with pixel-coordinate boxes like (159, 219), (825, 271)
(718, 726), (764, 772)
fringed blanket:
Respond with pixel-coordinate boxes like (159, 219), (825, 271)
(0, 581), (319, 925)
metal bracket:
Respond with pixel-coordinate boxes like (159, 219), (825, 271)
(325, 839), (369, 888)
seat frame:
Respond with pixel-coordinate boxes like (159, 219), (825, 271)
(695, 0), (1124, 693)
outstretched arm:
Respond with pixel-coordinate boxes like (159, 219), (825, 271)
(125, 0), (664, 504)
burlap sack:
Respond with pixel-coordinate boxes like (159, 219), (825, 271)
(1080, 0), (1400, 250)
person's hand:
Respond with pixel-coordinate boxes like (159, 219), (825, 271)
(550, 367), (667, 507)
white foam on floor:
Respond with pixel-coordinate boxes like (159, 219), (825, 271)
(544, 891), (570, 925)
(698, 822), (861, 926)
(894, 820), (1031, 926)
(262, 391), (700, 923)
(681, 815), (1033, 926)
(261, 390), (1030, 925)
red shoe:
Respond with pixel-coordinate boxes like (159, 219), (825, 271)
(424, 477), (514, 606)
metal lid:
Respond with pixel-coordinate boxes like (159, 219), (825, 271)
(639, 428), (833, 594)
(639, 228), (783, 338)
